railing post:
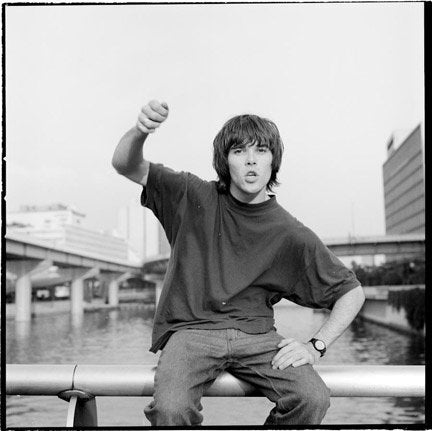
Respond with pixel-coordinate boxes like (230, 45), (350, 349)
(58, 389), (98, 427)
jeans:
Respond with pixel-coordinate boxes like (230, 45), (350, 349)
(144, 328), (330, 426)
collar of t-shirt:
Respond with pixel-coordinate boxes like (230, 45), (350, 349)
(225, 192), (278, 215)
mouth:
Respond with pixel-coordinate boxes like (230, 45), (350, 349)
(245, 171), (258, 182)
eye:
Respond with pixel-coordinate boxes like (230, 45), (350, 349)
(258, 147), (269, 153)
(232, 148), (243, 154)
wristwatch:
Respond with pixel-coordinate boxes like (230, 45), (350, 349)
(309, 338), (327, 357)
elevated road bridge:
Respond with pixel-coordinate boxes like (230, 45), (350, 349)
(5, 232), (142, 321)
(323, 233), (424, 257)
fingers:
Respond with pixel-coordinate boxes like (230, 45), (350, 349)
(137, 113), (161, 130)
(145, 100), (169, 121)
(136, 100), (169, 134)
(136, 118), (156, 134)
(292, 357), (309, 368)
(277, 338), (295, 349)
(272, 351), (311, 370)
(273, 338), (298, 362)
(148, 99), (169, 118)
(271, 339), (314, 370)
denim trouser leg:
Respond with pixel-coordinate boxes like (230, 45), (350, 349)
(144, 328), (330, 426)
(144, 329), (227, 426)
(227, 329), (331, 425)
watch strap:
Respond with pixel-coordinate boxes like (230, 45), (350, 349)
(309, 337), (327, 357)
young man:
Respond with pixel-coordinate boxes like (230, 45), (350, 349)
(112, 100), (365, 426)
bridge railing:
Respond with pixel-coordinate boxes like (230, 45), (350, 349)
(6, 364), (425, 427)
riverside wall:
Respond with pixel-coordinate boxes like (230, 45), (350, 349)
(360, 285), (425, 336)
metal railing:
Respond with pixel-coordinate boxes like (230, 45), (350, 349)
(6, 364), (425, 427)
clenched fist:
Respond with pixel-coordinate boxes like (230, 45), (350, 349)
(136, 100), (169, 134)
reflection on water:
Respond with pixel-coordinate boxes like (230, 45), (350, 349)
(349, 318), (425, 365)
(7, 306), (156, 365)
(6, 302), (425, 426)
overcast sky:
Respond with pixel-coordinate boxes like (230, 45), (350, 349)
(5, 2), (424, 239)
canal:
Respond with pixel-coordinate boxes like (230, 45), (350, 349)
(6, 301), (425, 426)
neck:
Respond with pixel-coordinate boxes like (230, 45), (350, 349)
(229, 186), (269, 204)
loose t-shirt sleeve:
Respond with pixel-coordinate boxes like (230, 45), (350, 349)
(140, 162), (211, 246)
(140, 163), (189, 245)
(283, 227), (360, 309)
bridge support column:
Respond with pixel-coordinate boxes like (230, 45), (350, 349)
(71, 278), (85, 316)
(8, 259), (54, 322)
(108, 280), (119, 307)
(101, 272), (137, 307)
(144, 274), (164, 307)
(70, 268), (100, 316)
(15, 274), (32, 322)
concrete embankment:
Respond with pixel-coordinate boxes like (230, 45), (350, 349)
(360, 285), (425, 336)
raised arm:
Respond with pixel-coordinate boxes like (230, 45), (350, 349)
(112, 100), (169, 186)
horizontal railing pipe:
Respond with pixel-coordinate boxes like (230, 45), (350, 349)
(6, 364), (425, 398)
(6, 364), (77, 395)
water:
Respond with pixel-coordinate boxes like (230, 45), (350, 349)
(5, 301), (425, 426)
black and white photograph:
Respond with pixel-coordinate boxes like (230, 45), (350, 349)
(3, 1), (425, 428)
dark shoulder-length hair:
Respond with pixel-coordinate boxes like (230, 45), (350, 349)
(212, 114), (284, 193)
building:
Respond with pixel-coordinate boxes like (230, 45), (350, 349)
(7, 203), (85, 229)
(116, 199), (170, 262)
(382, 123), (425, 235)
(7, 203), (129, 261)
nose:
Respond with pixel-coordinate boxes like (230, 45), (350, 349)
(245, 148), (256, 165)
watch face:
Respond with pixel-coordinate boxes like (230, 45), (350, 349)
(314, 340), (326, 350)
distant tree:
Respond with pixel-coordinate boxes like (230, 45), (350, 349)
(351, 256), (425, 286)
(382, 270), (403, 285)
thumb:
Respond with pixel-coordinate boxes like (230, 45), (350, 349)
(161, 101), (169, 110)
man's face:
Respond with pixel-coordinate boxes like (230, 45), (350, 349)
(227, 141), (273, 204)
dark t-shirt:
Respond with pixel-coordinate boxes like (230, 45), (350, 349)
(142, 163), (360, 352)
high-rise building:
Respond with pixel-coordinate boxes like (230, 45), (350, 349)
(382, 123), (425, 235)
(116, 199), (170, 262)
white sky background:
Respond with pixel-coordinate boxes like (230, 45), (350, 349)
(5, 3), (424, 239)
